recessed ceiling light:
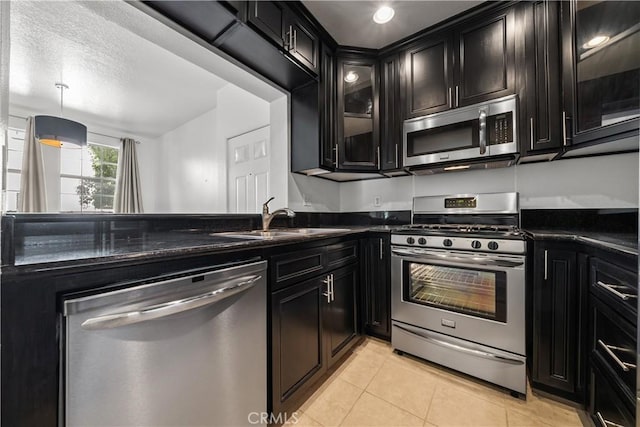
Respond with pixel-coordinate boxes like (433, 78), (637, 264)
(373, 6), (395, 24)
(344, 71), (359, 83)
(583, 35), (609, 49)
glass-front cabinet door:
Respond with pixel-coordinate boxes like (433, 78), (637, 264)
(336, 57), (379, 170)
(562, 1), (640, 145)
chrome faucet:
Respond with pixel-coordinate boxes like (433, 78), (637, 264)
(262, 197), (295, 231)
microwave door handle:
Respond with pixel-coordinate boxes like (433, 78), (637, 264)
(479, 109), (487, 155)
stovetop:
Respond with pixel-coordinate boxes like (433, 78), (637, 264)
(395, 223), (523, 239)
(394, 193), (526, 254)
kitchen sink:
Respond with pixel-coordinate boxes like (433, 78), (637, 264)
(211, 228), (351, 240)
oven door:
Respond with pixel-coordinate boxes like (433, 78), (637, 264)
(391, 246), (525, 355)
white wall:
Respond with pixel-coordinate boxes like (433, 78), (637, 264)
(289, 173), (341, 212)
(516, 152), (639, 209)
(269, 95), (288, 210)
(140, 84), (281, 213)
(141, 108), (220, 213)
(338, 152), (639, 212)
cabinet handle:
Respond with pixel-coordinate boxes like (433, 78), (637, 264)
(596, 411), (625, 427)
(543, 250), (548, 280)
(287, 25), (293, 51)
(395, 143), (398, 168)
(293, 29), (297, 52)
(448, 87), (452, 108)
(562, 111), (568, 147)
(377, 146), (381, 169)
(322, 275), (331, 303)
(596, 280), (636, 301)
(379, 238), (383, 260)
(330, 274), (335, 302)
(455, 85), (459, 107)
(597, 340), (636, 372)
(529, 117), (534, 151)
(335, 143), (339, 168)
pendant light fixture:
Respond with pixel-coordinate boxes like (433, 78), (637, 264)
(34, 83), (87, 148)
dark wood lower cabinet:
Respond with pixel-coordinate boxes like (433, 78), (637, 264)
(361, 235), (391, 340)
(530, 242), (587, 402)
(325, 265), (358, 367)
(270, 263), (358, 415)
(271, 276), (325, 415)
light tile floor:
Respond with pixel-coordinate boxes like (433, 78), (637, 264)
(287, 338), (586, 427)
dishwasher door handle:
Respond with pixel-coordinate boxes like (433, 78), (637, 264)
(81, 274), (262, 330)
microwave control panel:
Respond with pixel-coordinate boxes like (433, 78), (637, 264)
(487, 112), (513, 145)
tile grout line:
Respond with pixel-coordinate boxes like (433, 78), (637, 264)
(422, 380), (439, 425)
(337, 344), (390, 426)
(335, 383), (366, 426)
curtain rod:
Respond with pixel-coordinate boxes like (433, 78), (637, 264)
(8, 114), (141, 144)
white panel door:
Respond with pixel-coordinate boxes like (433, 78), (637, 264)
(227, 126), (270, 213)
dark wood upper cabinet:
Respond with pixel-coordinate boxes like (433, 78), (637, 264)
(404, 35), (454, 117)
(455, 8), (516, 107)
(320, 44), (336, 169)
(522, 0), (563, 155)
(286, 14), (319, 74)
(561, 0), (640, 148)
(247, 1), (286, 47)
(247, 2), (319, 74)
(336, 56), (380, 171)
(380, 54), (404, 172)
(400, 6), (516, 120)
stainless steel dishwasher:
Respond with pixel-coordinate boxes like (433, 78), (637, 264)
(62, 260), (267, 427)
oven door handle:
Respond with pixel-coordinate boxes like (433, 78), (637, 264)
(394, 323), (524, 365)
(391, 248), (524, 268)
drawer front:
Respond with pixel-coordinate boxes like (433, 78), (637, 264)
(271, 247), (325, 290)
(590, 361), (635, 427)
(591, 297), (637, 398)
(590, 258), (637, 325)
(325, 241), (358, 270)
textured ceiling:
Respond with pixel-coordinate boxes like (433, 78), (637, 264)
(302, 1), (485, 49)
(8, 1), (280, 138)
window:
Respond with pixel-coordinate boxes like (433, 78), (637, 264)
(4, 127), (119, 213)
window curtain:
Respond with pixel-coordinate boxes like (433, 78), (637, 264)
(114, 137), (143, 213)
(19, 116), (48, 212)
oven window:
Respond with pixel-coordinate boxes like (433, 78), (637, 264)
(403, 262), (507, 322)
(407, 119), (479, 157)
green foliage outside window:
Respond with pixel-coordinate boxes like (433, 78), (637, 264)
(76, 145), (119, 210)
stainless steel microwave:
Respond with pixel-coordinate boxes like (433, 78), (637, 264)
(403, 95), (518, 168)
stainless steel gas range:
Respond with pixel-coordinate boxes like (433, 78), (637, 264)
(391, 192), (527, 395)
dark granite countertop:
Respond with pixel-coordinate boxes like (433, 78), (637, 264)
(8, 227), (376, 270)
(523, 229), (638, 257)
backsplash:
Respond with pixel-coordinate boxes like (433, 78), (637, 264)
(521, 209), (638, 234)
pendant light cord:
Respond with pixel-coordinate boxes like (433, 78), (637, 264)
(55, 82), (69, 116)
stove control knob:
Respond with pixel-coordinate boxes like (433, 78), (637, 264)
(406, 237), (415, 245)
(471, 240), (482, 249)
(443, 239), (453, 247)
(418, 237), (427, 245)
(488, 241), (499, 251)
